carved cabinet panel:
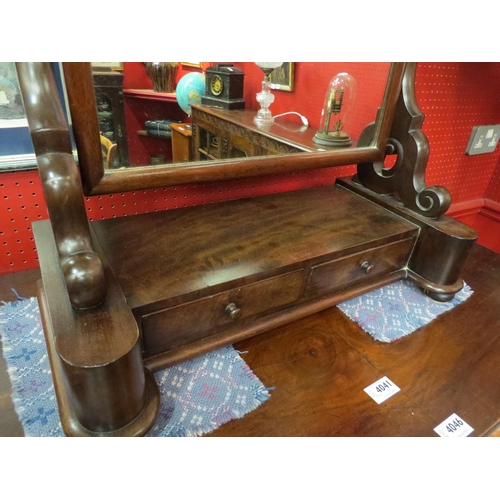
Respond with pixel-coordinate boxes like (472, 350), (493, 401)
(92, 70), (130, 167)
(191, 104), (307, 161)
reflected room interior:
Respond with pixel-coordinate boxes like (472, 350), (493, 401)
(91, 62), (390, 170)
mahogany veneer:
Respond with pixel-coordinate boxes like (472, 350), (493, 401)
(87, 183), (418, 367)
(15, 62), (479, 436)
(31, 179), (476, 436)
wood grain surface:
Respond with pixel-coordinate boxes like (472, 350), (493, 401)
(91, 185), (417, 311)
(1, 243), (499, 437)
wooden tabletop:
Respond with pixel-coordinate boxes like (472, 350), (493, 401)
(91, 185), (417, 311)
(1, 243), (500, 437)
(191, 104), (354, 153)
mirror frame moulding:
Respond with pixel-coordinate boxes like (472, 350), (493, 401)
(62, 62), (407, 196)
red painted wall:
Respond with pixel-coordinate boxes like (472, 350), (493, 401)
(415, 63), (500, 253)
(122, 62), (389, 134)
(236, 62), (389, 138)
(2, 62), (500, 275)
(122, 62), (207, 165)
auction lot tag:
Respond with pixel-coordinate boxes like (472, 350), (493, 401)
(434, 413), (474, 437)
(364, 376), (400, 404)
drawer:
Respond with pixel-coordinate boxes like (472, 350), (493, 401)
(305, 238), (414, 299)
(142, 269), (304, 357)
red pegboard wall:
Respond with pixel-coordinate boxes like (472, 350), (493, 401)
(238, 62), (390, 141)
(1, 164), (356, 275)
(416, 62), (500, 205)
(84, 165), (357, 218)
(0, 169), (48, 273)
(485, 164), (500, 203)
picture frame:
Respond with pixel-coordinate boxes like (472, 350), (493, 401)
(181, 62), (202, 68)
(270, 62), (294, 92)
(0, 62), (36, 171)
(0, 62), (73, 172)
(91, 62), (123, 71)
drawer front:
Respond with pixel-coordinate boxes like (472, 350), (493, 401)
(305, 238), (414, 299)
(142, 269), (304, 356)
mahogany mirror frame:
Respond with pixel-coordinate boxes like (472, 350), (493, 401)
(62, 62), (407, 196)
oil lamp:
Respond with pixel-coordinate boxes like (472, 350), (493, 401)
(253, 62), (283, 126)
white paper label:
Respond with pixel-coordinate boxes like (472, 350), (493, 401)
(434, 413), (474, 437)
(364, 376), (401, 404)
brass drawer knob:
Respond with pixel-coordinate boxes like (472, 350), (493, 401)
(225, 302), (242, 320)
(361, 261), (374, 274)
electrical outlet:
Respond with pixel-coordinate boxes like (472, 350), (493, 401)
(465, 125), (500, 155)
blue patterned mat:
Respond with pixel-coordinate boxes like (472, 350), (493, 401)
(337, 279), (473, 342)
(0, 297), (270, 437)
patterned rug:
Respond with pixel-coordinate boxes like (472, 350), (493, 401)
(337, 279), (473, 342)
(1, 280), (473, 436)
(0, 297), (270, 437)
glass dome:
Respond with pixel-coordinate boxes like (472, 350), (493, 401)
(313, 72), (357, 147)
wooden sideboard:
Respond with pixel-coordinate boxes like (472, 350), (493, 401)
(191, 104), (340, 161)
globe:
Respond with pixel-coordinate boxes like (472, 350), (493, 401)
(176, 72), (205, 116)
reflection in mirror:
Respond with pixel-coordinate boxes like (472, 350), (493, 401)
(91, 62), (390, 171)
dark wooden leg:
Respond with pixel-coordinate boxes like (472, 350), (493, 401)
(424, 290), (456, 303)
(37, 282), (160, 436)
(33, 221), (161, 436)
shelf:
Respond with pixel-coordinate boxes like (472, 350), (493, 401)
(123, 89), (177, 103)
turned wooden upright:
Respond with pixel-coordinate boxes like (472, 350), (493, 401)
(17, 63), (160, 436)
(16, 62), (477, 436)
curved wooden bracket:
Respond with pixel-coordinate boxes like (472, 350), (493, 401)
(16, 62), (107, 308)
(355, 62), (451, 219)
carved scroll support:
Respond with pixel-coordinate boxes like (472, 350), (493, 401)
(355, 62), (451, 219)
(16, 63), (106, 309)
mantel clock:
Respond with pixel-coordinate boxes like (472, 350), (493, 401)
(201, 64), (245, 110)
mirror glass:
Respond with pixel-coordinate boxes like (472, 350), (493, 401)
(90, 62), (391, 171)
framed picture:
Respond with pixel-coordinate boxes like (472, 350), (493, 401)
(91, 62), (123, 70)
(0, 62), (36, 171)
(0, 62), (73, 172)
(181, 62), (202, 68)
(270, 62), (294, 92)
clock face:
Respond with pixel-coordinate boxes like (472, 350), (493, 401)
(210, 75), (224, 96)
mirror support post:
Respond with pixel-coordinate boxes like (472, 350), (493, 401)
(340, 62), (477, 303)
(355, 62), (452, 219)
(17, 62), (162, 437)
(16, 62), (107, 309)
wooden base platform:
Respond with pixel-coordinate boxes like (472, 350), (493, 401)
(26, 180), (477, 435)
(1, 243), (500, 437)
